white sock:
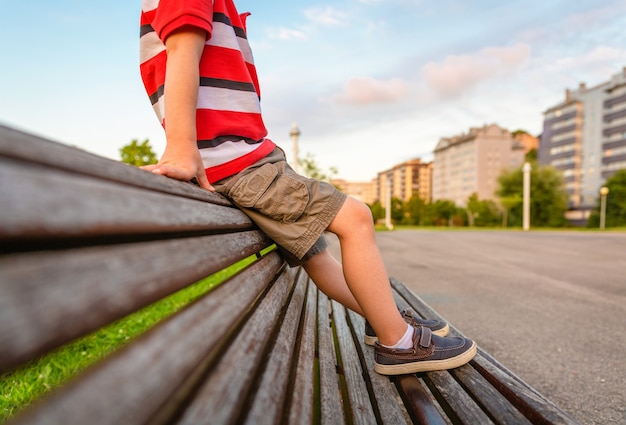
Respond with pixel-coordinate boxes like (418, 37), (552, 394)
(382, 323), (414, 349)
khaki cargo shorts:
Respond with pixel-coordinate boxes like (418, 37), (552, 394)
(212, 148), (347, 266)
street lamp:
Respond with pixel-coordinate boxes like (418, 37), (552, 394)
(599, 186), (609, 230)
(385, 177), (393, 230)
(523, 162), (531, 231)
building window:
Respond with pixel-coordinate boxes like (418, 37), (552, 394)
(550, 144), (576, 155)
(604, 146), (626, 157)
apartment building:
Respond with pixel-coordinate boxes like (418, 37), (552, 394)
(432, 124), (526, 206)
(540, 67), (626, 221)
(513, 131), (539, 154)
(375, 159), (433, 203)
(330, 178), (377, 205)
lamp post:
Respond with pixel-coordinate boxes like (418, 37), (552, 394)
(599, 186), (609, 230)
(522, 162), (531, 231)
(385, 177), (393, 230)
(290, 122), (300, 174)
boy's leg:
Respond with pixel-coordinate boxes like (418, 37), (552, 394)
(303, 249), (363, 315)
(303, 196), (476, 375)
(307, 197), (407, 347)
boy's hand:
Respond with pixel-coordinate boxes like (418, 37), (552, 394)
(142, 145), (214, 191)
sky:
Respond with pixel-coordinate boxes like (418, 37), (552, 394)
(1, 0), (625, 181)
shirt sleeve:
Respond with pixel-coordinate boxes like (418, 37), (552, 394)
(152, 0), (213, 42)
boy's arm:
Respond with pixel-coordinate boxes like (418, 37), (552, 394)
(142, 26), (214, 191)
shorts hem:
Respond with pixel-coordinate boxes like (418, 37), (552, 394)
(290, 189), (347, 259)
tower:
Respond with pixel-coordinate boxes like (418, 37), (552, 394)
(290, 122), (300, 173)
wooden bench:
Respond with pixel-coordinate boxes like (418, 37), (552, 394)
(0, 124), (579, 424)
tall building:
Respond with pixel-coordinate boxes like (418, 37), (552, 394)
(331, 179), (377, 205)
(375, 159), (433, 203)
(513, 131), (539, 154)
(432, 124), (525, 206)
(540, 67), (626, 222)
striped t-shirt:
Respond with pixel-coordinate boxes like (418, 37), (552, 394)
(139, 0), (275, 182)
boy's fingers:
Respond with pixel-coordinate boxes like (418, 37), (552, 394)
(141, 164), (168, 176)
(140, 164), (214, 192)
(196, 171), (215, 192)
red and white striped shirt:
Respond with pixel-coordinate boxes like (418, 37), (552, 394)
(140, 0), (275, 182)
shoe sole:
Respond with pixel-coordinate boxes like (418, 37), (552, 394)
(374, 341), (477, 375)
(364, 323), (450, 346)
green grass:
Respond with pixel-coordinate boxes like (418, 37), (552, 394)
(0, 251), (267, 422)
(376, 224), (626, 232)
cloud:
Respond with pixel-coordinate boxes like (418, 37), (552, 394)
(266, 27), (308, 41)
(333, 76), (408, 105)
(264, 6), (348, 43)
(422, 43), (531, 97)
(548, 46), (626, 72)
(304, 6), (349, 27)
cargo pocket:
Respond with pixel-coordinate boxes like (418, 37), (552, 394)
(229, 163), (309, 223)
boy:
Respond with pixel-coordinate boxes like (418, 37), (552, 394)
(139, 0), (476, 375)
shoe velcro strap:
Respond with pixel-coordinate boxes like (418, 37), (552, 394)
(418, 326), (432, 349)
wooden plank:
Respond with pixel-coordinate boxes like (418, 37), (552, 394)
(330, 301), (376, 425)
(451, 362), (532, 425)
(243, 268), (309, 425)
(424, 369), (495, 425)
(286, 274), (318, 425)
(0, 124), (232, 206)
(317, 292), (346, 425)
(394, 375), (449, 425)
(175, 266), (296, 425)
(471, 352), (579, 425)
(346, 309), (416, 425)
(0, 231), (272, 373)
(8, 253), (284, 425)
(0, 157), (253, 242)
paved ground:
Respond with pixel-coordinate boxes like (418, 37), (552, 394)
(328, 230), (626, 425)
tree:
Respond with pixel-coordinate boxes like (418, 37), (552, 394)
(390, 197), (405, 224)
(429, 199), (459, 226)
(496, 163), (568, 227)
(299, 152), (338, 182)
(405, 194), (427, 226)
(466, 193), (501, 227)
(587, 169), (626, 228)
(368, 200), (385, 223)
(119, 139), (158, 166)
(525, 148), (538, 162)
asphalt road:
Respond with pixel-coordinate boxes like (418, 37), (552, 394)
(328, 230), (626, 425)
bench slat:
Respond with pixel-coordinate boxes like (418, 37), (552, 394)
(0, 158), (253, 242)
(346, 309), (412, 424)
(451, 363), (532, 424)
(175, 266), (296, 425)
(472, 352), (578, 425)
(285, 274), (318, 424)
(317, 292), (346, 425)
(424, 369), (496, 424)
(331, 301), (377, 424)
(394, 375), (449, 425)
(0, 231), (272, 373)
(243, 269), (311, 425)
(9, 253), (284, 425)
(0, 124), (231, 206)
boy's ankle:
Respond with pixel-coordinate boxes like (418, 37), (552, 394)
(380, 323), (413, 350)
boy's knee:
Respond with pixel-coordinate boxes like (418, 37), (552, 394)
(329, 196), (375, 237)
(345, 198), (375, 229)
